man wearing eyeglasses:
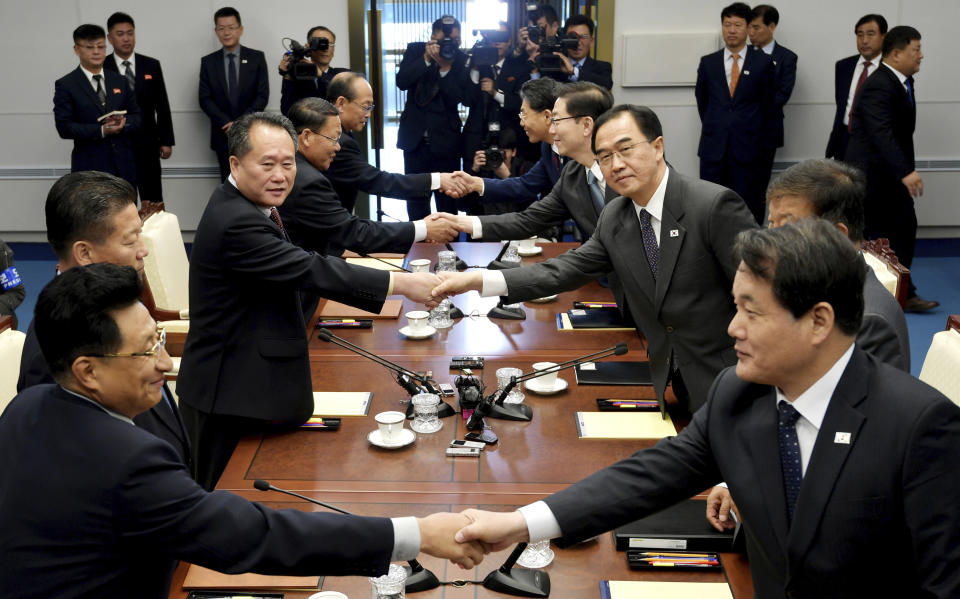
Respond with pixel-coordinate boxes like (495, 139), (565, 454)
(54, 24), (141, 188)
(199, 6), (268, 181)
(555, 15), (612, 90)
(279, 26), (349, 116)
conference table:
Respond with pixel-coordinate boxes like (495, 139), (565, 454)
(170, 242), (752, 598)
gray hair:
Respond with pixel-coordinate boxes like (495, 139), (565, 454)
(287, 97), (340, 134)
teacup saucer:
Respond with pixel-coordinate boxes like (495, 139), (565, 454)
(399, 325), (436, 339)
(525, 377), (569, 395)
(518, 246), (543, 257)
(528, 294), (558, 303)
(367, 428), (416, 448)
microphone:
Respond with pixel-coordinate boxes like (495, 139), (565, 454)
(359, 253), (412, 273)
(317, 328), (456, 419)
(482, 542), (551, 597)
(253, 479), (441, 593)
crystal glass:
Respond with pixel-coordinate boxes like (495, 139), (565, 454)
(495, 367), (525, 404)
(429, 301), (452, 329)
(436, 250), (458, 272)
(502, 240), (521, 264)
(410, 393), (442, 433)
(369, 563), (407, 599)
(516, 539), (555, 568)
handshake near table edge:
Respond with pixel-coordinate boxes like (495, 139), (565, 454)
(418, 509), (532, 568)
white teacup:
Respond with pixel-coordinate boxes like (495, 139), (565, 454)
(532, 362), (559, 389)
(374, 411), (406, 442)
(518, 236), (537, 251)
(405, 310), (430, 333)
(409, 258), (431, 273)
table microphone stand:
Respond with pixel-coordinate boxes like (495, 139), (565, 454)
(482, 542), (550, 597)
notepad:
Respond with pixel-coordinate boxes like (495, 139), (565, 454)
(312, 391), (372, 416)
(345, 257), (405, 271)
(566, 307), (633, 329)
(318, 298), (403, 319)
(575, 411), (676, 439)
(600, 581), (733, 599)
(183, 564), (320, 591)
(555, 312), (636, 331)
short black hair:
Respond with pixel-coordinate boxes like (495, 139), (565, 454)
(214, 6), (241, 25)
(106, 12), (135, 31)
(228, 112), (298, 158)
(592, 104), (663, 154)
(287, 98), (340, 135)
(307, 25), (335, 40)
(564, 14), (594, 37)
(766, 159), (866, 243)
(326, 72), (364, 103)
(432, 15), (461, 33)
(499, 127), (518, 150)
(721, 2), (752, 22)
(519, 77), (559, 113)
(538, 5), (559, 26)
(557, 81), (613, 123)
(73, 24), (105, 44)
(882, 25), (921, 57)
(855, 13), (888, 35)
(45, 172), (137, 262)
(34, 263), (143, 378)
(734, 219), (865, 336)
(750, 5), (779, 26)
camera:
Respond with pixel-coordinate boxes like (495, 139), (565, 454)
(437, 15), (460, 61)
(536, 33), (579, 73)
(468, 29), (510, 68)
(480, 122), (505, 173)
(455, 370), (484, 412)
(284, 36), (331, 81)
(525, 2), (545, 43)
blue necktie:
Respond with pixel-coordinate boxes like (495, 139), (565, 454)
(638, 209), (659, 279)
(586, 171), (606, 216)
(227, 53), (239, 110)
(778, 401), (803, 523)
(905, 77), (915, 106)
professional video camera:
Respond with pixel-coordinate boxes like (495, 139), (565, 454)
(468, 29), (511, 69)
(479, 122), (505, 173)
(283, 36), (330, 81)
(437, 16), (460, 60)
(536, 33), (579, 73)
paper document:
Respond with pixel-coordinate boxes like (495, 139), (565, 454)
(556, 312), (634, 331)
(345, 257), (405, 271)
(312, 391), (372, 416)
(576, 411), (676, 439)
(600, 581), (733, 599)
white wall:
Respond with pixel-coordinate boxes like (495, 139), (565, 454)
(612, 0), (960, 236)
(0, 0), (350, 240)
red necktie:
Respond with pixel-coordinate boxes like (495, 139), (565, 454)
(848, 61), (872, 132)
(269, 207), (286, 236)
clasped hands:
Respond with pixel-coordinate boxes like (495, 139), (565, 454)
(417, 509), (531, 569)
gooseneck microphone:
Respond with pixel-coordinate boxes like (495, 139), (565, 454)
(482, 542), (551, 597)
(253, 479), (441, 593)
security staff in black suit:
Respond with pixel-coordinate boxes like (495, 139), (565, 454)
(199, 7), (269, 181)
(396, 16), (470, 220)
(104, 12), (175, 208)
(278, 25), (349, 116)
(845, 26), (937, 313)
(54, 24), (141, 188)
(0, 263), (485, 599)
(825, 14), (886, 161)
(325, 73), (465, 213)
(15, 171), (190, 469)
(176, 112), (443, 489)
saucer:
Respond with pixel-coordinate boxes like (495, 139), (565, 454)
(518, 246), (543, 257)
(525, 377), (569, 395)
(399, 325), (436, 339)
(528, 294), (558, 303)
(367, 428), (416, 449)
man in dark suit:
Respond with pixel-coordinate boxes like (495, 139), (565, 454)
(555, 15), (612, 90)
(438, 105), (757, 411)
(54, 24), (141, 188)
(0, 263), (484, 599)
(325, 72), (464, 213)
(16, 171), (190, 469)
(452, 219), (960, 598)
(696, 2), (775, 224)
(396, 16), (470, 219)
(825, 14), (887, 161)
(278, 25), (349, 116)
(177, 112), (442, 490)
(199, 7), (269, 181)
(844, 26), (936, 312)
(748, 5), (797, 200)
(104, 12), (175, 209)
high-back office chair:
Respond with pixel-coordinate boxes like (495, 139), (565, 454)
(141, 211), (189, 358)
(862, 238), (910, 308)
(0, 315), (26, 415)
(918, 315), (960, 406)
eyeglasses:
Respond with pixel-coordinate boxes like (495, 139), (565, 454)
(352, 100), (375, 113)
(88, 328), (167, 363)
(595, 140), (653, 167)
(549, 115), (580, 125)
(312, 129), (341, 145)
(215, 25), (240, 33)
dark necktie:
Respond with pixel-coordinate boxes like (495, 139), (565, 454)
(227, 53), (239, 110)
(269, 207), (286, 237)
(92, 74), (106, 108)
(847, 60), (871, 132)
(905, 77), (915, 107)
(586, 170), (605, 215)
(551, 152), (561, 173)
(778, 401), (803, 523)
(638, 209), (659, 279)
(122, 60), (135, 91)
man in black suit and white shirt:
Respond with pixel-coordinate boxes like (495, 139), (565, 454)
(825, 14), (886, 161)
(278, 26), (349, 116)
(104, 12), (175, 208)
(199, 6), (268, 181)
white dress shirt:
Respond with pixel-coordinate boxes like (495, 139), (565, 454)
(842, 55), (880, 127)
(758, 40), (776, 55)
(882, 61), (911, 94)
(113, 53), (136, 75)
(724, 46), (748, 87)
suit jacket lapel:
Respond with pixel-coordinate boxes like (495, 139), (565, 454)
(611, 201), (656, 304)
(74, 68), (105, 113)
(653, 174), (684, 310)
(744, 387), (791, 557)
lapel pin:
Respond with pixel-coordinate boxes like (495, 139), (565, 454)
(669, 229), (679, 237)
(834, 432), (851, 444)
(144, 74), (153, 80)
(242, 59), (248, 64)
(112, 88), (121, 94)
(743, 70), (750, 75)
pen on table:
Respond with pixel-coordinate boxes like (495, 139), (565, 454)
(574, 301), (617, 308)
(639, 557), (719, 563)
(646, 561), (719, 567)
(317, 319), (361, 326)
(634, 552), (715, 558)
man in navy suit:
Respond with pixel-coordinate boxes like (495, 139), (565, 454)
(278, 26), (349, 116)
(825, 14), (886, 161)
(104, 12), (175, 209)
(748, 5), (797, 203)
(199, 6), (269, 181)
(54, 24), (141, 188)
(555, 15), (612, 90)
(696, 2), (775, 225)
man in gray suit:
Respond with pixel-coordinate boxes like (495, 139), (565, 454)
(435, 105), (757, 411)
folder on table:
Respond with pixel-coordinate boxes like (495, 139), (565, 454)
(318, 298), (403, 320)
(612, 499), (737, 551)
(182, 564), (320, 591)
(600, 581), (733, 599)
(575, 411), (676, 439)
(555, 312), (635, 332)
(312, 391), (372, 416)
(575, 361), (652, 385)
(566, 307), (633, 329)
(345, 257), (405, 271)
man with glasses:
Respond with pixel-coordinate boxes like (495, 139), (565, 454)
(435, 105), (756, 413)
(324, 72), (465, 214)
(279, 26), (348, 116)
(556, 15), (612, 90)
(54, 24), (141, 188)
(199, 6), (268, 180)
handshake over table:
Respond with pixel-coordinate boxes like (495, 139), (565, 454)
(416, 509), (533, 569)
(437, 171), (486, 199)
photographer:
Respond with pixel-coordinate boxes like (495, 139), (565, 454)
(396, 16), (470, 220)
(519, 8), (612, 90)
(469, 127), (526, 215)
(279, 26), (348, 115)
(557, 15), (612, 89)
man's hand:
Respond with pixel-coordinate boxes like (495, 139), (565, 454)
(418, 512), (486, 569)
(432, 271), (483, 300)
(455, 508), (530, 553)
(424, 40), (440, 64)
(159, 146), (172, 159)
(902, 170), (923, 197)
(423, 213), (459, 243)
(706, 485), (737, 532)
(102, 115), (126, 136)
(556, 52), (574, 75)
(222, 121), (234, 133)
(278, 54), (292, 79)
(481, 77), (497, 96)
(472, 151), (487, 173)
(444, 213), (474, 235)
(452, 171), (483, 195)
(392, 272), (443, 307)
(439, 172), (468, 198)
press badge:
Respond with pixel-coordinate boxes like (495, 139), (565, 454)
(0, 266), (21, 290)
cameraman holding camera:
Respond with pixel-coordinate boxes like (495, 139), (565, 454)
(517, 6), (612, 90)
(278, 26), (348, 115)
